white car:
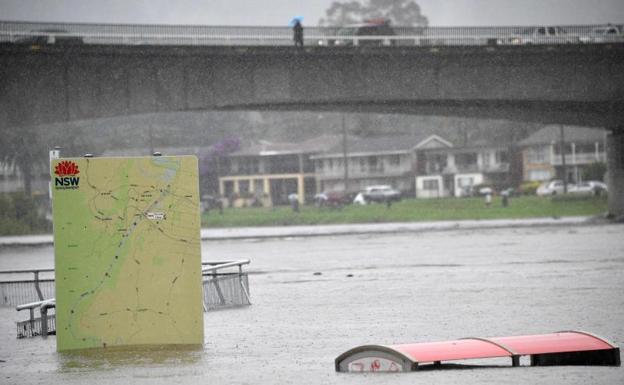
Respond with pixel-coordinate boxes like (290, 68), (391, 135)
(580, 25), (623, 43)
(362, 185), (401, 203)
(536, 180), (569, 196)
(503, 26), (579, 45)
(568, 181), (608, 196)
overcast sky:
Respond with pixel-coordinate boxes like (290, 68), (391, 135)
(1, 0), (623, 26)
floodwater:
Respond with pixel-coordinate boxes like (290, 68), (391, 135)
(1, 224), (623, 384)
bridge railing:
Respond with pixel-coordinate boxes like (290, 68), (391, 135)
(1, 21), (622, 47)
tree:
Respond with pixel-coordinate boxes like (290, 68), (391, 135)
(199, 137), (240, 195)
(319, 0), (428, 27)
(583, 162), (607, 182)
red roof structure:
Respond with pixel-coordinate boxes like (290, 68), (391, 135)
(335, 331), (620, 372)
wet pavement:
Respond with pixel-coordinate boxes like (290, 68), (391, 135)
(1, 224), (623, 384)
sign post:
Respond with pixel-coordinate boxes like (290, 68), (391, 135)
(51, 156), (204, 351)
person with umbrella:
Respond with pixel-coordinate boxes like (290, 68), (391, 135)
(290, 16), (304, 47)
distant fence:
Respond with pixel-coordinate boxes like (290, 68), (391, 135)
(0, 21), (622, 47)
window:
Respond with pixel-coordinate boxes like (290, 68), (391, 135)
(328, 159), (333, 170)
(224, 181), (234, 196)
(457, 177), (474, 188)
(482, 152), (491, 166)
(423, 179), (439, 190)
(528, 169), (551, 181)
(253, 179), (264, 194)
(389, 155), (400, 166)
(360, 158), (366, 172)
(239, 180), (250, 195)
(528, 147), (548, 163)
(455, 153), (478, 166)
(495, 150), (509, 163)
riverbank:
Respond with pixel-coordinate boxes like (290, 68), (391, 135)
(0, 216), (607, 246)
(201, 195), (607, 228)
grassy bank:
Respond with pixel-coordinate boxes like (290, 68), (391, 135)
(201, 195), (608, 228)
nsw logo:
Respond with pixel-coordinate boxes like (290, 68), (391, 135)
(54, 160), (80, 190)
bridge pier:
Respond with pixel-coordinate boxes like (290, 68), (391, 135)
(607, 130), (624, 219)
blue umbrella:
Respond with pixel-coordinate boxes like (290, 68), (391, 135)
(289, 16), (304, 27)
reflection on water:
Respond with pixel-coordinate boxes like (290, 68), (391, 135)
(58, 344), (204, 372)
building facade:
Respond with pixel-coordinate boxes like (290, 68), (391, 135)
(415, 141), (512, 198)
(218, 136), (341, 206)
(311, 135), (450, 196)
(519, 125), (607, 183)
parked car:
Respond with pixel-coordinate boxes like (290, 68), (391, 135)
(353, 192), (367, 205)
(314, 190), (354, 207)
(502, 26), (579, 45)
(362, 185), (401, 203)
(323, 19), (396, 47)
(536, 180), (573, 196)
(580, 25), (623, 43)
(568, 181), (608, 196)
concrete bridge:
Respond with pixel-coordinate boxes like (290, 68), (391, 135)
(1, 26), (623, 215)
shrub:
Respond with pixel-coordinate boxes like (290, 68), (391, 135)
(518, 180), (541, 195)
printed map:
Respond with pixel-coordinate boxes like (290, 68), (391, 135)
(51, 156), (204, 351)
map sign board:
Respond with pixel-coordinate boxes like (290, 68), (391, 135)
(51, 156), (204, 351)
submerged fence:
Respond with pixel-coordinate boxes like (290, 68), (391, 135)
(4, 260), (251, 338)
(1, 262), (251, 310)
(202, 260), (251, 311)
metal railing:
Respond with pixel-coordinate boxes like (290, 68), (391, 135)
(0, 21), (622, 47)
(16, 298), (56, 338)
(0, 268), (54, 306)
(202, 260), (251, 311)
(7, 260), (251, 338)
(1, 261), (251, 310)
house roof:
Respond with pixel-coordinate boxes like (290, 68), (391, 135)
(519, 125), (606, 146)
(314, 134), (452, 158)
(229, 135), (342, 157)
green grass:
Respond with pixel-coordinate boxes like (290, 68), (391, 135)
(201, 195), (608, 228)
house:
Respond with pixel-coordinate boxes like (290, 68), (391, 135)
(415, 137), (513, 198)
(311, 134), (451, 196)
(218, 136), (342, 206)
(519, 125), (607, 183)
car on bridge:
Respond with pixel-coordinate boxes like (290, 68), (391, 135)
(321, 19), (397, 47)
(580, 25), (623, 43)
(501, 26), (579, 45)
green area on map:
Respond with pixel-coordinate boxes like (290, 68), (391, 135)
(51, 156), (203, 351)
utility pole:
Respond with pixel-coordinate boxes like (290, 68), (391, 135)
(560, 125), (568, 194)
(342, 114), (349, 193)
